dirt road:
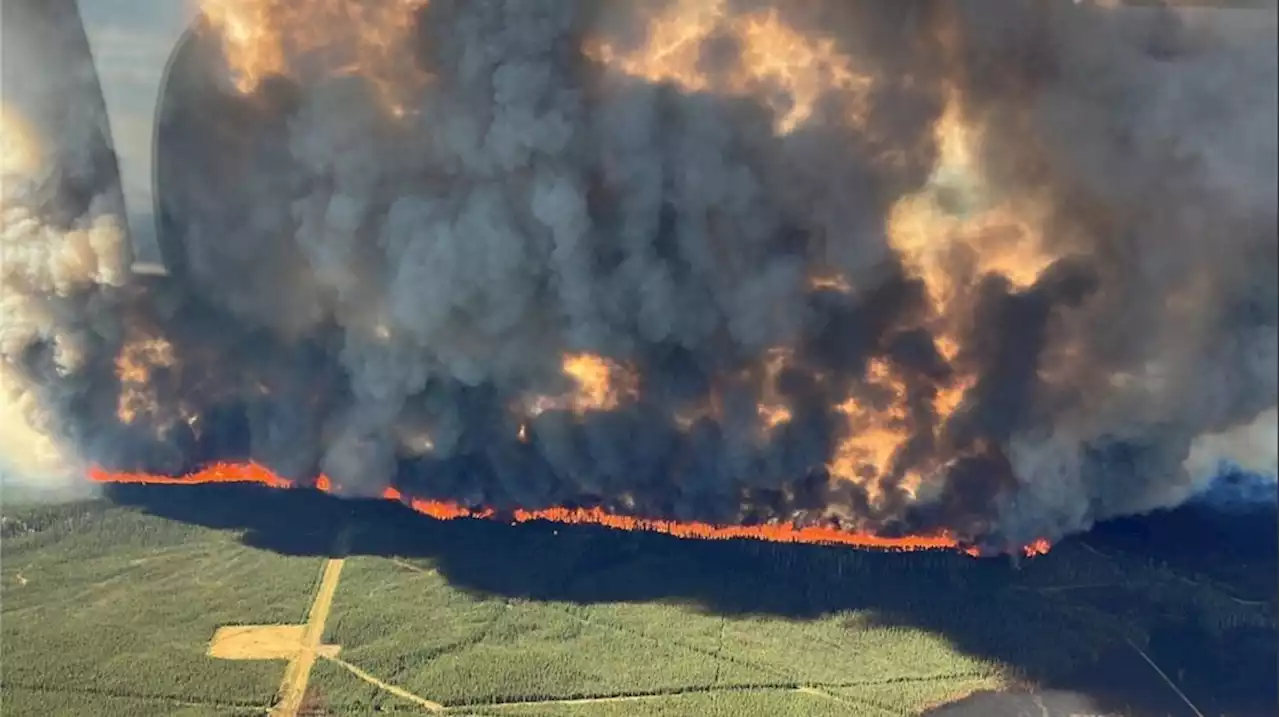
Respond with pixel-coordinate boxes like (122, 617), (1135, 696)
(272, 558), (344, 717)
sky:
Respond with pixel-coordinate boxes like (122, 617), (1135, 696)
(78, 0), (197, 264)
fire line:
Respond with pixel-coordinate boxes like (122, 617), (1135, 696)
(87, 463), (1052, 558)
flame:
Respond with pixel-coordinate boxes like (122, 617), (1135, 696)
(587, 2), (874, 135)
(200, 0), (428, 114)
(114, 337), (177, 424)
(672, 349), (795, 436)
(562, 353), (637, 413)
(86, 461), (1049, 556)
(525, 353), (639, 419)
(1023, 537), (1052, 557)
(101, 3), (1068, 561)
(887, 91), (1056, 307)
(886, 15), (1059, 310)
(932, 336), (977, 420)
(756, 348), (794, 434)
(827, 358), (916, 504)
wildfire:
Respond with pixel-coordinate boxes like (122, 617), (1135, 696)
(87, 461), (1051, 556)
(132, 2), (1071, 562)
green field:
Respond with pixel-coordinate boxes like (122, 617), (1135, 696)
(0, 500), (321, 715)
(1, 487), (1275, 716)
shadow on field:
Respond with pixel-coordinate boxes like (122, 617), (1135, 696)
(104, 482), (1277, 717)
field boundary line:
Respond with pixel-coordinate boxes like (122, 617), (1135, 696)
(2, 682), (267, 711)
(1173, 573), (1273, 607)
(796, 685), (902, 716)
(449, 672), (990, 710)
(1124, 637), (1206, 717)
(548, 602), (986, 690)
(388, 557), (435, 574)
(550, 603), (796, 682)
(463, 682), (819, 709)
(321, 654), (444, 712)
(382, 600), (512, 688)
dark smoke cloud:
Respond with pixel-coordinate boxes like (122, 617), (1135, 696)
(1, 0), (134, 496)
(2, 0), (1275, 549)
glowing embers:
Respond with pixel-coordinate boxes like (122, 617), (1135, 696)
(88, 461), (1050, 555)
(586, 2), (874, 135)
(200, 0), (427, 115)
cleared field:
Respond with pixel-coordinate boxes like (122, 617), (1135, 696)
(208, 625), (312, 660)
(2, 487), (1276, 716)
(0, 500), (324, 716)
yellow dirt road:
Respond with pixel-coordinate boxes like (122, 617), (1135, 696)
(272, 558), (345, 717)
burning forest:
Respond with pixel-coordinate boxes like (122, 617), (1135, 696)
(2, 0), (1276, 557)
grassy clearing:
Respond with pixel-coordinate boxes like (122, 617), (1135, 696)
(1, 500), (323, 715)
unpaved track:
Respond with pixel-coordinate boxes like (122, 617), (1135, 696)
(322, 654), (444, 712)
(272, 558), (344, 717)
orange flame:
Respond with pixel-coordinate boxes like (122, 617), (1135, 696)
(1022, 537), (1052, 558)
(114, 337), (177, 425)
(586, 2), (874, 135)
(523, 353), (639, 420)
(201, 0), (428, 115)
(86, 462), (1049, 557)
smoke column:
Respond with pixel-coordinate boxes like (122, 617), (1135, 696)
(3, 0), (1276, 552)
(1, 0), (134, 498)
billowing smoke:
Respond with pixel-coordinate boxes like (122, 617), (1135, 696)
(1, 0), (134, 497)
(3, 0), (1275, 549)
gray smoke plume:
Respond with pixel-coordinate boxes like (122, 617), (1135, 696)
(1, 0), (133, 497)
(3, 0), (1276, 550)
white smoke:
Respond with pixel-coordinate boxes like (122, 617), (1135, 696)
(1185, 408), (1280, 487)
(1, 1), (136, 498)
